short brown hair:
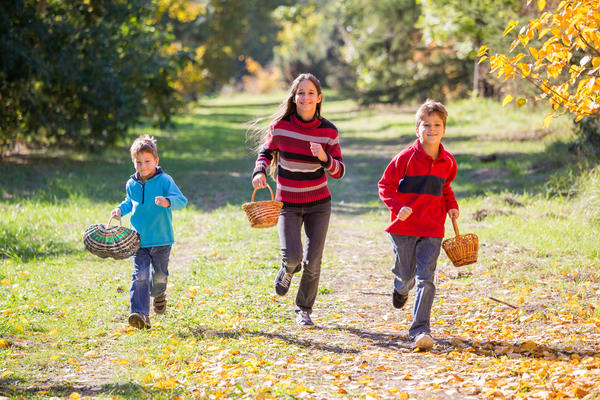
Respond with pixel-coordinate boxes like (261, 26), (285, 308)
(415, 99), (448, 128)
(130, 134), (158, 158)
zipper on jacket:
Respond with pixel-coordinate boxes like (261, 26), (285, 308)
(141, 182), (145, 204)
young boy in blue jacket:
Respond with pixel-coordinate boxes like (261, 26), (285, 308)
(111, 135), (187, 329)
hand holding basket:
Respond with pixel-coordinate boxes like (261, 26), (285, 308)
(83, 217), (140, 259)
(442, 216), (478, 267)
(242, 183), (283, 228)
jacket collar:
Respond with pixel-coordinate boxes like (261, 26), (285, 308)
(132, 166), (163, 183)
(412, 139), (448, 161)
(291, 113), (322, 129)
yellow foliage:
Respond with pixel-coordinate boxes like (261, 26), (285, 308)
(155, 0), (206, 23)
(241, 58), (284, 94)
(479, 0), (600, 123)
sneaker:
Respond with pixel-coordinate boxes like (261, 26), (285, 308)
(128, 312), (151, 329)
(414, 333), (434, 351)
(296, 311), (315, 327)
(153, 294), (167, 314)
(392, 291), (408, 309)
(274, 266), (294, 296)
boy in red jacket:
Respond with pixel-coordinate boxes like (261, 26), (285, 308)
(378, 99), (459, 351)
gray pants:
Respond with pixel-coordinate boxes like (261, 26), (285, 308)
(389, 234), (442, 338)
(278, 201), (331, 314)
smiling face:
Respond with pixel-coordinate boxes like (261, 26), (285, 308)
(416, 112), (446, 148)
(293, 79), (322, 120)
(132, 151), (159, 181)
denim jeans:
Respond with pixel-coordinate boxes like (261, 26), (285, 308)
(130, 245), (171, 315)
(278, 201), (331, 314)
(389, 234), (442, 338)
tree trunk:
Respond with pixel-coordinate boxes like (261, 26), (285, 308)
(473, 57), (480, 97)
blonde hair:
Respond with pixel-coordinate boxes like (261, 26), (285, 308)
(130, 134), (158, 158)
(248, 73), (323, 178)
(415, 99), (448, 128)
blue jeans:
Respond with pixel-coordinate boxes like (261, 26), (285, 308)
(130, 245), (171, 315)
(278, 201), (331, 314)
(389, 234), (442, 339)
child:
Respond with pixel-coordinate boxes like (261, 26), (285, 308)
(250, 73), (345, 327)
(111, 135), (187, 329)
(378, 99), (459, 350)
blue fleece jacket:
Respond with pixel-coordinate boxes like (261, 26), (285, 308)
(118, 167), (187, 247)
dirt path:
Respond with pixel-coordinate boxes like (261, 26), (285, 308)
(279, 213), (600, 399)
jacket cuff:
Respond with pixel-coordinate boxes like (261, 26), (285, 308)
(319, 153), (331, 168)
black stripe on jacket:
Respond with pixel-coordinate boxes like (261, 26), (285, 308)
(278, 167), (325, 181)
(398, 175), (446, 197)
(279, 150), (319, 162)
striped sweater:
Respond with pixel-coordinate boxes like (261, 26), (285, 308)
(378, 140), (458, 238)
(253, 113), (345, 207)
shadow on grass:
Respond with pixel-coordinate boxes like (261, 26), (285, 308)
(329, 325), (600, 359)
(184, 327), (360, 354)
(0, 381), (162, 399)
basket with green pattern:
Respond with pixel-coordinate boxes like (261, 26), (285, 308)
(83, 217), (140, 259)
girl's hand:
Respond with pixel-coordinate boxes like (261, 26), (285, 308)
(155, 196), (170, 207)
(447, 208), (459, 219)
(310, 142), (328, 162)
(111, 208), (122, 220)
(252, 173), (267, 189)
(396, 206), (413, 221)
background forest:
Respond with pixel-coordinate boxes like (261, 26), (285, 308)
(4, 0), (597, 152)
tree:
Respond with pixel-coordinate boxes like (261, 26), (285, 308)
(478, 0), (600, 125)
(0, 0), (182, 152)
(339, 0), (424, 104)
(272, 1), (354, 90)
(418, 0), (523, 97)
(156, 0), (293, 98)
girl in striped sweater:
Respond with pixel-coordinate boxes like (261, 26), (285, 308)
(250, 73), (345, 327)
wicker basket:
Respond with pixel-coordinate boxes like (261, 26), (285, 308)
(83, 217), (141, 259)
(242, 184), (283, 228)
(442, 217), (478, 267)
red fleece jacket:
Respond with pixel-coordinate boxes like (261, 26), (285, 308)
(378, 140), (458, 238)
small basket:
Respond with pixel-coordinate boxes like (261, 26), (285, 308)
(442, 217), (478, 267)
(242, 184), (283, 228)
(83, 217), (141, 259)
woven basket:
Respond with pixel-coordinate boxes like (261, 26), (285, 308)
(442, 217), (478, 267)
(242, 184), (283, 228)
(83, 217), (140, 259)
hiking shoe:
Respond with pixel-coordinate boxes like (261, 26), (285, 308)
(296, 311), (315, 328)
(153, 294), (167, 314)
(128, 312), (151, 329)
(414, 333), (434, 351)
(392, 291), (408, 309)
(274, 266), (294, 296)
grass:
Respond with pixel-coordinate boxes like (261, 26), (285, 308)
(1, 92), (599, 399)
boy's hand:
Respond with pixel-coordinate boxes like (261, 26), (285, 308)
(155, 196), (170, 207)
(111, 208), (122, 220)
(448, 208), (459, 219)
(310, 142), (328, 162)
(252, 173), (267, 189)
(396, 206), (413, 221)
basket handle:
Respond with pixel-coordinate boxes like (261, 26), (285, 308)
(107, 216), (123, 227)
(251, 183), (275, 202)
(450, 216), (460, 236)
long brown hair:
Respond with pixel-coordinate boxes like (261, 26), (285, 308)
(248, 73), (323, 178)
